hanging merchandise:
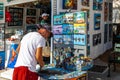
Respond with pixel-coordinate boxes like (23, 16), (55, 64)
(94, 13), (101, 30)
(5, 10), (11, 22)
(53, 11), (93, 71)
(0, 2), (4, 20)
(7, 44), (18, 68)
(42, 41), (51, 57)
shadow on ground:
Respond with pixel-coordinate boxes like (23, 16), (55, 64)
(88, 49), (120, 80)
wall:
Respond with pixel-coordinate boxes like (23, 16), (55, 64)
(52, 0), (113, 59)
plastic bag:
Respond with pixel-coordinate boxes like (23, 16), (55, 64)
(42, 41), (51, 57)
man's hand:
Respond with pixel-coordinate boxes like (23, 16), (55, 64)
(36, 47), (45, 69)
(40, 61), (45, 71)
(40, 61), (45, 68)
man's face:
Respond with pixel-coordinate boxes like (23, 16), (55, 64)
(39, 28), (50, 39)
(43, 16), (48, 20)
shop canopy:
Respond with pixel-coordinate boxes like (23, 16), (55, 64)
(4, 0), (37, 6)
(4, 0), (50, 6)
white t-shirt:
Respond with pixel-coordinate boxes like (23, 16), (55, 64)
(15, 32), (46, 72)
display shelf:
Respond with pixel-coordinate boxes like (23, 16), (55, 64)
(26, 8), (36, 16)
(0, 23), (5, 70)
(25, 8), (41, 33)
(0, 2), (4, 20)
(52, 0), (113, 59)
(7, 7), (23, 26)
(52, 11), (92, 73)
(0, 23), (5, 51)
(26, 16), (36, 24)
(0, 2), (5, 23)
(26, 8), (37, 25)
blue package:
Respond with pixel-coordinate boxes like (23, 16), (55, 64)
(7, 43), (18, 68)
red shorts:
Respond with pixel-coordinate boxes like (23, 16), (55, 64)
(12, 66), (38, 80)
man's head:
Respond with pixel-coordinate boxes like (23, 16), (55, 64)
(35, 24), (53, 39)
(42, 13), (49, 20)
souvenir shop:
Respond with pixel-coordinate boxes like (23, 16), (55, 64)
(0, 0), (113, 80)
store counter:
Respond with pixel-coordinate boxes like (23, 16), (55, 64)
(0, 68), (87, 80)
(37, 66), (87, 80)
(37, 57), (93, 80)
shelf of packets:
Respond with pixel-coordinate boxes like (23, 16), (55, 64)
(53, 11), (87, 35)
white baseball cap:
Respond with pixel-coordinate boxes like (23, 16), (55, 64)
(42, 13), (49, 17)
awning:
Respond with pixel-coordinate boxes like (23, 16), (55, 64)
(4, 0), (37, 6)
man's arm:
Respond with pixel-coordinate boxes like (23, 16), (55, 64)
(35, 47), (45, 68)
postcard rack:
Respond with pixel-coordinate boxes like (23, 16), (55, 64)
(52, 11), (91, 71)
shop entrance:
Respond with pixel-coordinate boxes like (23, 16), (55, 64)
(4, 0), (52, 67)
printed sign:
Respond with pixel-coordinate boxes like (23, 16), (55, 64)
(74, 12), (86, 23)
(62, 24), (74, 34)
(53, 25), (63, 34)
(74, 23), (86, 34)
(63, 13), (73, 24)
(74, 34), (86, 45)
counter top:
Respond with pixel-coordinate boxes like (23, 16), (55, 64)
(38, 67), (87, 80)
(0, 67), (87, 80)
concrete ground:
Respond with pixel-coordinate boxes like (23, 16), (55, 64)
(0, 49), (120, 80)
(88, 49), (120, 80)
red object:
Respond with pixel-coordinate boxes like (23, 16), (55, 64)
(12, 66), (38, 80)
(5, 10), (11, 22)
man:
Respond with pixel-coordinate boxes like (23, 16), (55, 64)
(11, 24), (53, 80)
(40, 13), (51, 63)
(40, 13), (49, 26)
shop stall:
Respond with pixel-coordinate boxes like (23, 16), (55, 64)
(0, 0), (50, 79)
(51, 0), (113, 59)
(35, 11), (93, 80)
(0, 0), (113, 79)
